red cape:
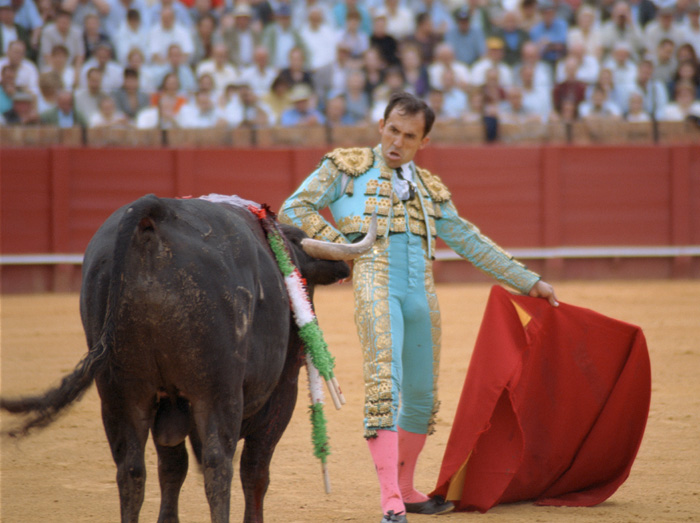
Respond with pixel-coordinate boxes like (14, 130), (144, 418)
(431, 286), (651, 511)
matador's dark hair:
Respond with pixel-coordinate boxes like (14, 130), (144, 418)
(383, 91), (436, 138)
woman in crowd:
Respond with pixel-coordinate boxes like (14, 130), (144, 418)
(150, 72), (189, 116)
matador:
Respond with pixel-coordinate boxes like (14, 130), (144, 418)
(279, 92), (558, 523)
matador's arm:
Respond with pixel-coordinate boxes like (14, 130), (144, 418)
(435, 200), (541, 294)
(278, 158), (349, 244)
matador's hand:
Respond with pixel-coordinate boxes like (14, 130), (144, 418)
(529, 280), (559, 307)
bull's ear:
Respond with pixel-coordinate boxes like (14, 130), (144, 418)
(301, 213), (377, 261)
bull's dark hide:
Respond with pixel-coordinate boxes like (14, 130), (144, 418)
(2, 194), (350, 523)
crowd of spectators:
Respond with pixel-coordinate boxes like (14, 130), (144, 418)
(1, 0), (700, 131)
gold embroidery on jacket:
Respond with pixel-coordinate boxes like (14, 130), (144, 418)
(326, 148), (374, 176)
(416, 167), (451, 203)
(365, 179), (378, 195)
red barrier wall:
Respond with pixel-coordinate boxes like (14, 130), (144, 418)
(1, 144), (698, 292)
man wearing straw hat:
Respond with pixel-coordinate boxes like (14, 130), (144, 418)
(279, 91), (557, 523)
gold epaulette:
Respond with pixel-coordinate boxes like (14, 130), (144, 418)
(416, 167), (451, 203)
(324, 147), (375, 177)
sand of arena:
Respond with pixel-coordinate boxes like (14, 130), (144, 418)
(2, 280), (699, 522)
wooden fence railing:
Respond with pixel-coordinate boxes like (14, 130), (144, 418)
(1, 120), (699, 148)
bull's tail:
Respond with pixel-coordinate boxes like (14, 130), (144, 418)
(1, 337), (108, 438)
(2, 195), (168, 438)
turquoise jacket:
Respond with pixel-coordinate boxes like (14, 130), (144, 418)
(279, 145), (541, 293)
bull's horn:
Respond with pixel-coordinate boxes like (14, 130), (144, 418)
(301, 213), (378, 261)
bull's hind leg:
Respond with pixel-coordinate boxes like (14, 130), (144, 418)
(240, 379), (299, 523)
(99, 391), (152, 523)
(154, 441), (188, 523)
(192, 399), (241, 523)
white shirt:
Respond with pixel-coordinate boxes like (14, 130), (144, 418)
(176, 102), (224, 128)
(682, 24), (700, 56)
(661, 101), (700, 121)
(1, 24), (18, 55)
(0, 57), (40, 95)
(80, 59), (125, 91)
(555, 54), (600, 85)
(386, 7), (415, 39)
(89, 109), (128, 128)
(470, 58), (513, 87)
(392, 162), (416, 201)
(147, 23), (194, 62)
(299, 23), (340, 70)
(196, 60), (240, 94)
(239, 64), (278, 96)
(602, 57), (638, 92)
(114, 22), (149, 65)
(428, 61), (471, 90)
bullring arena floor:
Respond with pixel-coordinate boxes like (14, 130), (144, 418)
(2, 280), (699, 522)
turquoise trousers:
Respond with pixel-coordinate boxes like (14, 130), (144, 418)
(353, 231), (441, 438)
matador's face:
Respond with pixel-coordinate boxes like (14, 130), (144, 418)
(378, 110), (430, 169)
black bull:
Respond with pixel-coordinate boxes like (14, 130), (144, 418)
(2, 195), (373, 523)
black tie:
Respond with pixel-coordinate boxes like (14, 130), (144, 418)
(396, 167), (415, 200)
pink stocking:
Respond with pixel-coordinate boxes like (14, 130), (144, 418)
(398, 427), (430, 503)
(367, 429), (405, 515)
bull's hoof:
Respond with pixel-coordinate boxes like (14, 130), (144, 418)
(381, 510), (408, 522)
(404, 496), (454, 515)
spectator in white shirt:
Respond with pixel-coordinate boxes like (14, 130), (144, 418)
(239, 45), (277, 96)
(499, 85), (544, 124)
(438, 67), (468, 119)
(470, 36), (513, 87)
(125, 47), (157, 93)
(0, 0), (21, 56)
(62, 0), (111, 34)
(114, 8), (148, 65)
(517, 63), (552, 121)
(644, 5), (683, 53)
(618, 58), (668, 118)
(514, 40), (552, 91)
(579, 83), (623, 120)
(337, 8), (369, 59)
(157, 43), (197, 95)
(652, 37), (678, 84)
(135, 92), (178, 128)
(683, 2), (700, 56)
(103, 0), (150, 41)
(88, 92), (130, 127)
(426, 88), (456, 122)
(146, 0), (192, 30)
(38, 8), (84, 71)
(222, 83), (275, 127)
(45, 43), (77, 89)
(602, 42), (638, 93)
(384, 0), (414, 39)
(196, 42), (238, 95)
(74, 66), (104, 119)
(80, 41), (123, 91)
(299, 5), (339, 70)
(661, 81), (700, 120)
(176, 89), (226, 127)
(555, 41), (600, 85)
(625, 90), (652, 122)
(428, 42), (471, 90)
(147, 5), (194, 65)
(566, 5), (602, 60)
(599, 2), (644, 59)
(0, 40), (38, 95)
